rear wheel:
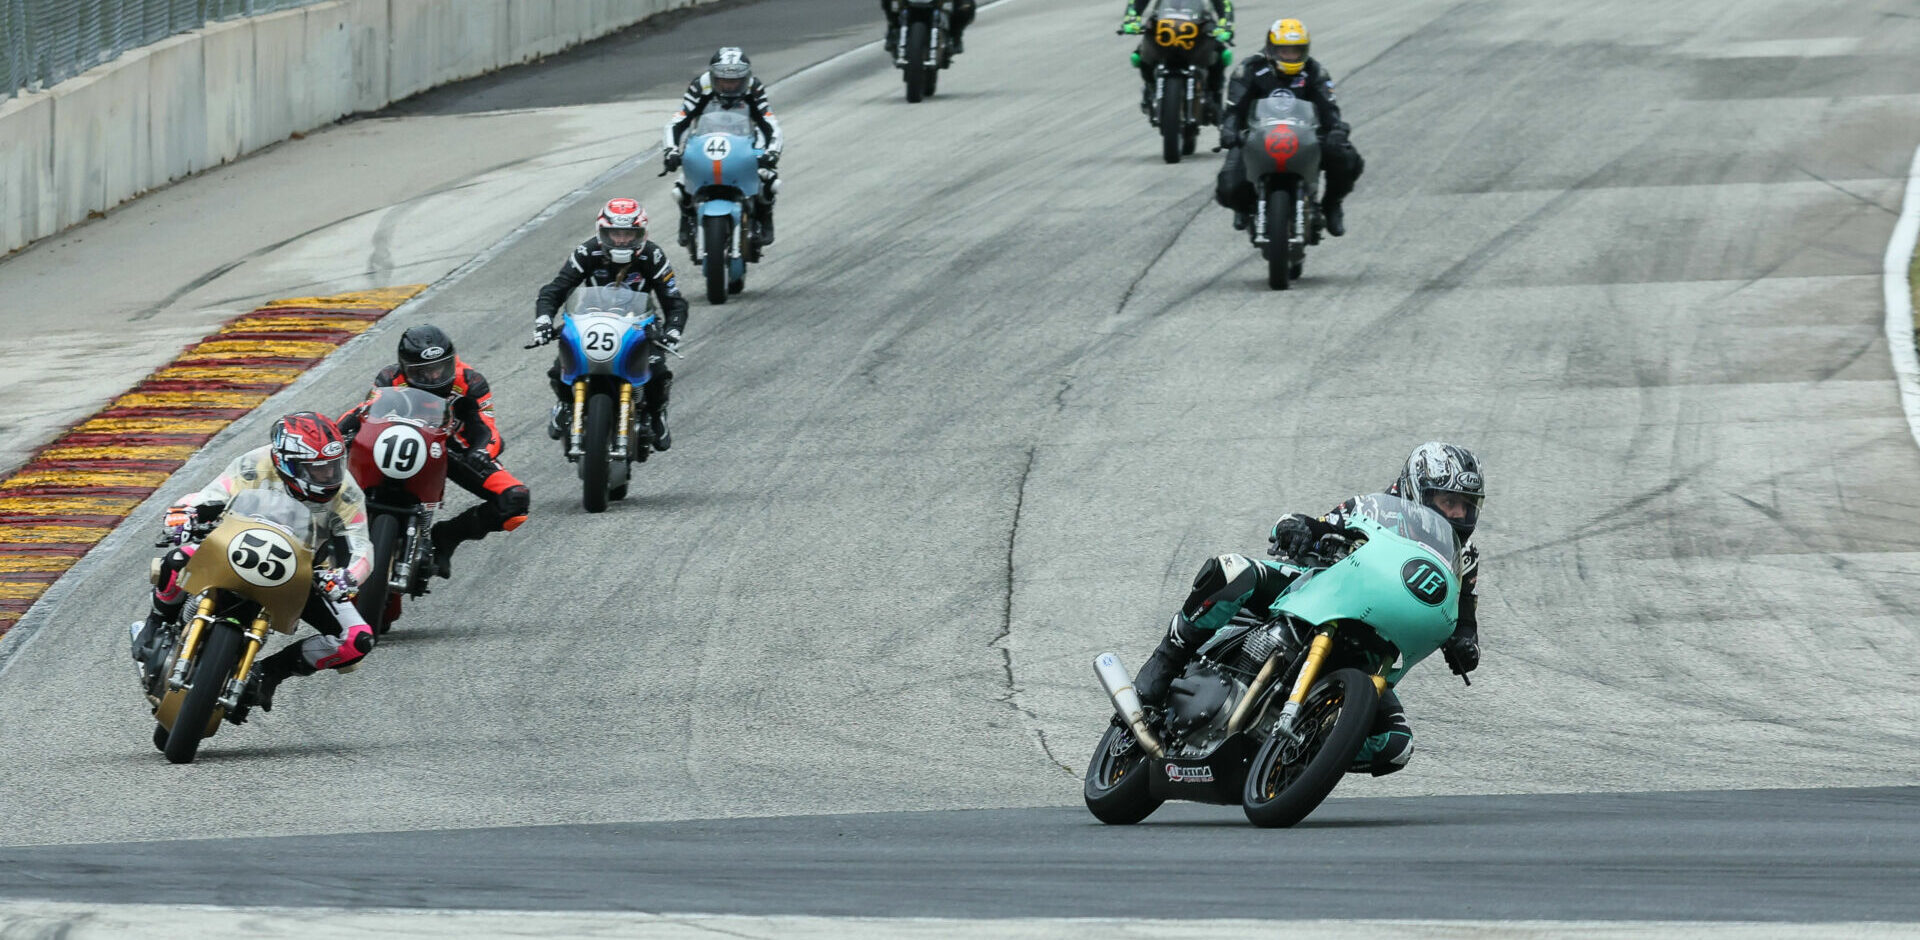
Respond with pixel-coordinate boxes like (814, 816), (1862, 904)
(581, 393), (613, 514)
(1264, 187), (1294, 291)
(1241, 667), (1378, 828)
(702, 217), (732, 305)
(904, 19), (931, 102)
(1083, 723), (1164, 824)
(1159, 76), (1184, 164)
(358, 513), (400, 635)
(164, 621), (244, 764)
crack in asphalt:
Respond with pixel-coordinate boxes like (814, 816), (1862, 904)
(992, 446), (1073, 776)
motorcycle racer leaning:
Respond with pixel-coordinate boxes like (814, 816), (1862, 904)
(532, 198), (691, 451)
(336, 325), (530, 584)
(1119, 0), (1235, 120)
(131, 413), (374, 714)
(1131, 442), (1485, 777)
(1215, 18), (1365, 236)
(662, 47), (783, 246)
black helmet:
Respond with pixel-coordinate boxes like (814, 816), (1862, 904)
(1395, 441), (1484, 539)
(397, 325), (456, 394)
(709, 47), (753, 106)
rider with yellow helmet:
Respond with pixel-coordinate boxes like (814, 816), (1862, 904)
(1215, 18), (1366, 236)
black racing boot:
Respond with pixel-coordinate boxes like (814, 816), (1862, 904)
(647, 405), (672, 453)
(130, 608), (170, 663)
(242, 645), (312, 714)
(950, 31), (964, 55)
(757, 206), (775, 247)
(1323, 199), (1346, 237)
(547, 402), (570, 441)
(1133, 614), (1206, 709)
(884, 22), (900, 56)
(1139, 82), (1153, 117)
(1233, 211), (1250, 231)
(678, 207), (696, 249)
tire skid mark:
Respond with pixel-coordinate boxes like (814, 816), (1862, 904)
(0, 286), (425, 640)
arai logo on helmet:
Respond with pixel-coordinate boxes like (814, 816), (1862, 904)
(421, 346), (445, 359)
(320, 440), (346, 458)
(1458, 471), (1483, 491)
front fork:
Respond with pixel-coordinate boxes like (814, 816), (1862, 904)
(568, 381), (587, 458)
(613, 383), (633, 460)
(166, 596), (216, 690)
(1269, 625), (1336, 743)
(220, 614), (273, 710)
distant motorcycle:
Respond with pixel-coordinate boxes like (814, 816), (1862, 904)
(680, 109), (766, 304)
(1084, 494), (1467, 827)
(1125, 0), (1226, 163)
(345, 386), (452, 635)
(1239, 93), (1323, 289)
(894, 0), (955, 103)
(133, 490), (323, 764)
(537, 285), (663, 512)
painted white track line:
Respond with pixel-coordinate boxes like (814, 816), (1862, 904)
(0, 902), (1914, 940)
(1883, 142), (1920, 451)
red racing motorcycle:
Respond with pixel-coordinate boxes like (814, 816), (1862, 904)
(346, 387), (452, 634)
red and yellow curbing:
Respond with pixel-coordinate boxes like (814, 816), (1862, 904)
(0, 286), (425, 640)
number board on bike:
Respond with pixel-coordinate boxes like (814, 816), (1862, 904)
(373, 425), (427, 479)
(1155, 17), (1199, 49)
(229, 529), (297, 587)
(702, 137), (732, 161)
(582, 323), (622, 362)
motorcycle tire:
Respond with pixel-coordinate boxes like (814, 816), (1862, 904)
(581, 393), (614, 514)
(904, 20), (931, 102)
(152, 723), (168, 752)
(1159, 79), (1184, 164)
(1264, 188), (1294, 290)
(1241, 667), (1378, 828)
(359, 513), (401, 635)
(164, 621), (245, 764)
(703, 216), (732, 305)
(1084, 722), (1164, 824)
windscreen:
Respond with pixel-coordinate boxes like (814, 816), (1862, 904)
(1352, 493), (1461, 568)
(691, 110), (753, 138)
(364, 387), (449, 426)
(1155, 0), (1211, 19)
(1252, 92), (1316, 126)
(226, 489), (323, 550)
(565, 286), (651, 318)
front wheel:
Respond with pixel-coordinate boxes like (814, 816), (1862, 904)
(904, 19), (931, 102)
(1084, 722), (1163, 824)
(164, 621), (245, 764)
(1241, 667), (1378, 828)
(1158, 76), (1184, 164)
(1264, 187), (1295, 290)
(358, 512), (400, 635)
(581, 392), (613, 514)
(702, 216), (732, 305)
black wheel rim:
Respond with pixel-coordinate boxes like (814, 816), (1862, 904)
(1092, 726), (1141, 791)
(1254, 684), (1345, 801)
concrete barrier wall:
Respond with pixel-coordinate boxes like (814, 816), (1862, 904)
(0, 0), (712, 255)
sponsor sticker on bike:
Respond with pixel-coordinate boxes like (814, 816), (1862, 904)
(1165, 763), (1215, 783)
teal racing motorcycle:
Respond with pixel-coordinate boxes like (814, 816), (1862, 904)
(1085, 494), (1466, 828)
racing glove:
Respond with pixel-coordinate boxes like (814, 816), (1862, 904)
(1211, 26), (1233, 43)
(663, 147), (683, 171)
(317, 568), (359, 603)
(1268, 513), (1318, 560)
(757, 151), (779, 169)
(530, 314), (555, 347)
(1442, 633), (1480, 675)
(661, 328), (683, 352)
(1119, 14), (1142, 34)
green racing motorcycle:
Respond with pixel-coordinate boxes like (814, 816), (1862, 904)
(1085, 493), (1467, 828)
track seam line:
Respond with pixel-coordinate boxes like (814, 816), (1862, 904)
(1883, 142), (1920, 452)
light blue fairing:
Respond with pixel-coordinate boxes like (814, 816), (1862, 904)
(680, 129), (762, 220)
(557, 311), (658, 386)
(1268, 494), (1461, 685)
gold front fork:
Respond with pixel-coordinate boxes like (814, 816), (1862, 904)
(615, 382), (633, 458)
(1271, 625), (1336, 743)
(166, 595), (216, 690)
(568, 381), (587, 457)
(230, 614), (272, 686)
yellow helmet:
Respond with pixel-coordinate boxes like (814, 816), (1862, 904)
(1265, 18), (1310, 75)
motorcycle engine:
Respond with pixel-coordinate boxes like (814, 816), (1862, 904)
(1164, 662), (1244, 754)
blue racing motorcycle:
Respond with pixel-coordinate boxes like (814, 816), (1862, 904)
(537, 286), (662, 512)
(678, 109), (766, 304)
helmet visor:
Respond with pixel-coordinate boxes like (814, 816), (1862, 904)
(600, 225), (643, 249)
(713, 75), (748, 98)
(1425, 490), (1482, 533)
(403, 356), (456, 390)
(1273, 45), (1307, 63)
(295, 454), (346, 492)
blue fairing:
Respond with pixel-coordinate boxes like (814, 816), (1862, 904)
(557, 318), (588, 383)
(681, 131), (761, 206)
(558, 313), (657, 385)
(614, 315), (657, 386)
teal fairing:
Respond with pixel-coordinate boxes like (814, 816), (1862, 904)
(1266, 494), (1461, 684)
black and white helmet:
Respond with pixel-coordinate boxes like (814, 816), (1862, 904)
(1396, 441), (1485, 539)
(709, 47), (753, 106)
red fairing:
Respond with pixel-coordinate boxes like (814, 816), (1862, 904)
(346, 405), (453, 506)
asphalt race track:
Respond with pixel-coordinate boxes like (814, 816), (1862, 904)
(4, 0), (1920, 930)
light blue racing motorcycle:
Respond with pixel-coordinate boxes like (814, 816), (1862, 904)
(534, 286), (663, 512)
(677, 109), (766, 305)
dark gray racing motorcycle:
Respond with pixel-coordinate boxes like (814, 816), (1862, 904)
(1239, 93), (1324, 289)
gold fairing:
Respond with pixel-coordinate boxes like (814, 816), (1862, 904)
(178, 517), (315, 633)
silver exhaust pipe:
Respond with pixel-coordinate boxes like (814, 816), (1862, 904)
(1093, 652), (1165, 758)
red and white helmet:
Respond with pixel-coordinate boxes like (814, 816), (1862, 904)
(597, 198), (648, 264)
(269, 412), (349, 504)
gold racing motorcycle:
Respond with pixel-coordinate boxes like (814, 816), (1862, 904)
(135, 489), (327, 764)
